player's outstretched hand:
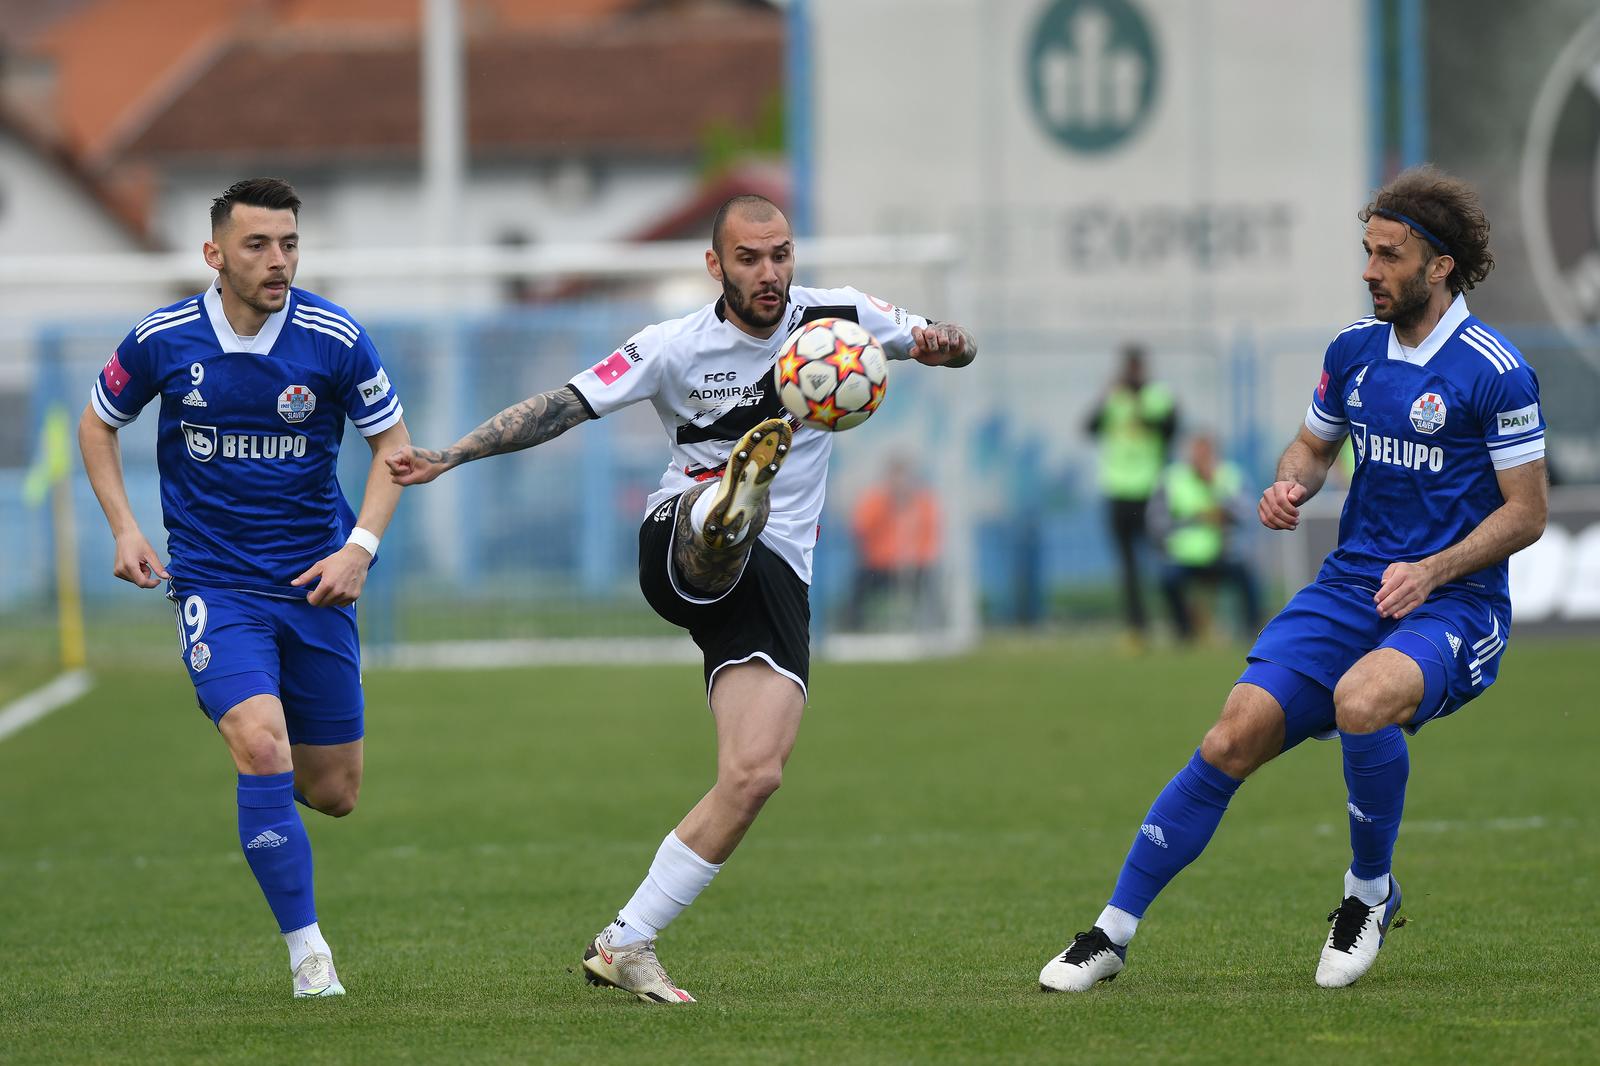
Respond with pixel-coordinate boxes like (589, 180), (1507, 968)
(1374, 560), (1436, 620)
(112, 531), (169, 588)
(910, 324), (969, 366)
(386, 445), (450, 486)
(293, 544), (370, 607)
(1258, 481), (1305, 530)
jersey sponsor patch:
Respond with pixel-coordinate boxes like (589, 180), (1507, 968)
(1360, 429), (1444, 472)
(357, 368), (392, 404)
(592, 350), (632, 385)
(1409, 392), (1447, 434)
(1493, 403), (1540, 436)
(102, 351), (131, 396)
(278, 384), (316, 424)
(181, 421), (218, 462)
(1317, 369), (1329, 401)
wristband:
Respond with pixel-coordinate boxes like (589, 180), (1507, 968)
(347, 526), (380, 556)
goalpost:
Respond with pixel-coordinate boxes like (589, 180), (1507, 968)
(1, 235), (979, 671)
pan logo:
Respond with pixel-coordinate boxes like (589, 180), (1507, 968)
(1521, 9), (1600, 370)
(1026, 0), (1159, 153)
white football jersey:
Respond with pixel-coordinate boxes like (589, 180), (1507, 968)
(567, 285), (929, 583)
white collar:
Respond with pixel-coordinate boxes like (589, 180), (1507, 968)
(1386, 292), (1468, 367)
(204, 279), (290, 354)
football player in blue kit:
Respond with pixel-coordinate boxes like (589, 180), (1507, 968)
(1040, 166), (1549, 992)
(78, 178), (410, 998)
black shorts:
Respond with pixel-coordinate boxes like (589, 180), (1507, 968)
(638, 493), (811, 700)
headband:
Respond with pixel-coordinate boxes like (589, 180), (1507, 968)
(1374, 208), (1451, 257)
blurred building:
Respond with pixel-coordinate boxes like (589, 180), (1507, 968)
(1, 0), (785, 309)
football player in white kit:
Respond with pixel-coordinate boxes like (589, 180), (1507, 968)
(387, 195), (975, 1003)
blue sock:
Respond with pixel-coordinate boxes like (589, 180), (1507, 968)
(1108, 750), (1243, 918)
(1339, 725), (1408, 880)
(237, 771), (317, 933)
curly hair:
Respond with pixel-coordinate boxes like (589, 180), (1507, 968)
(1359, 164), (1493, 294)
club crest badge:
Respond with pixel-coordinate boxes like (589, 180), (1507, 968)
(1409, 392), (1447, 435)
(189, 641), (211, 672)
(180, 421), (217, 462)
(278, 385), (316, 424)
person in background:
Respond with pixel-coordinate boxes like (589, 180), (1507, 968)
(1152, 433), (1262, 642)
(847, 454), (942, 629)
(1086, 344), (1178, 648)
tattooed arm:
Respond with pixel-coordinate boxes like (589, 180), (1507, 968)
(386, 385), (592, 486)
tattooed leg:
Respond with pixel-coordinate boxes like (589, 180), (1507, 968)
(672, 418), (792, 596)
(673, 482), (770, 597)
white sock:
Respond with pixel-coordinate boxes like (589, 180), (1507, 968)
(1346, 868), (1390, 907)
(284, 921), (331, 970)
(1095, 905), (1139, 946)
(688, 483), (751, 545)
(614, 832), (722, 944)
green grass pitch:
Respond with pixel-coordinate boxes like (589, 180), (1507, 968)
(2, 638), (1596, 1064)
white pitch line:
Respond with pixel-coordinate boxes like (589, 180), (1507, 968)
(0, 670), (93, 743)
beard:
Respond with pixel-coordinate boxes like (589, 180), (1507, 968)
(219, 264), (289, 315)
(1372, 261), (1432, 327)
(722, 275), (788, 330)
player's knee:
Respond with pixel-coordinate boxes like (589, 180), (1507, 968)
(236, 731), (292, 776)
(318, 788), (359, 818)
(723, 761), (783, 809)
(304, 780), (360, 818)
(1333, 677), (1395, 734)
(1199, 723), (1259, 779)
(1199, 701), (1278, 779)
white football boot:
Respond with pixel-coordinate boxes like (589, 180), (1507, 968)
(699, 418), (791, 550)
(292, 952), (345, 998)
(1316, 875), (1403, 988)
(1040, 927), (1128, 992)
(582, 926), (695, 1005)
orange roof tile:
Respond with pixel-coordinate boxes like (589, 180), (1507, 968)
(21, 0), (651, 162)
(30, 0), (242, 158)
(117, 13), (782, 164)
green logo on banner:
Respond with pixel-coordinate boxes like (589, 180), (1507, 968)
(1027, 0), (1159, 153)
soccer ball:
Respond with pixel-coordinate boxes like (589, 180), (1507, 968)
(772, 317), (889, 432)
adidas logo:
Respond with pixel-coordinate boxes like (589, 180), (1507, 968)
(182, 389), (207, 407)
(1446, 632), (1462, 657)
(247, 829), (288, 849)
(1140, 823), (1168, 849)
(1345, 387), (1363, 408)
(1347, 802), (1373, 824)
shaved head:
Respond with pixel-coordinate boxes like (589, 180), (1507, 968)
(712, 194), (787, 257)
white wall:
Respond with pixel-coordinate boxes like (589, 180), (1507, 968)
(809, 0), (1370, 463)
(148, 159), (702, 312)
(813, 0), (1367, 333)
(0, 130), (165, 317)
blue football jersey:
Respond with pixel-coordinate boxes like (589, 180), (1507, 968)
(89, 283), (404, 597)
(1303, 295), (1545, 604)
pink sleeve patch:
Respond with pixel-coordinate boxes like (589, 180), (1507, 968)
(102, 351), (131, 397)
(591, 350), (632, 385)
(1316, 370), (1329, 402)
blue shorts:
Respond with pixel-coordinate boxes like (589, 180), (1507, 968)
(169, 585), (364, 746)
(1244, 577), (1508, 733)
